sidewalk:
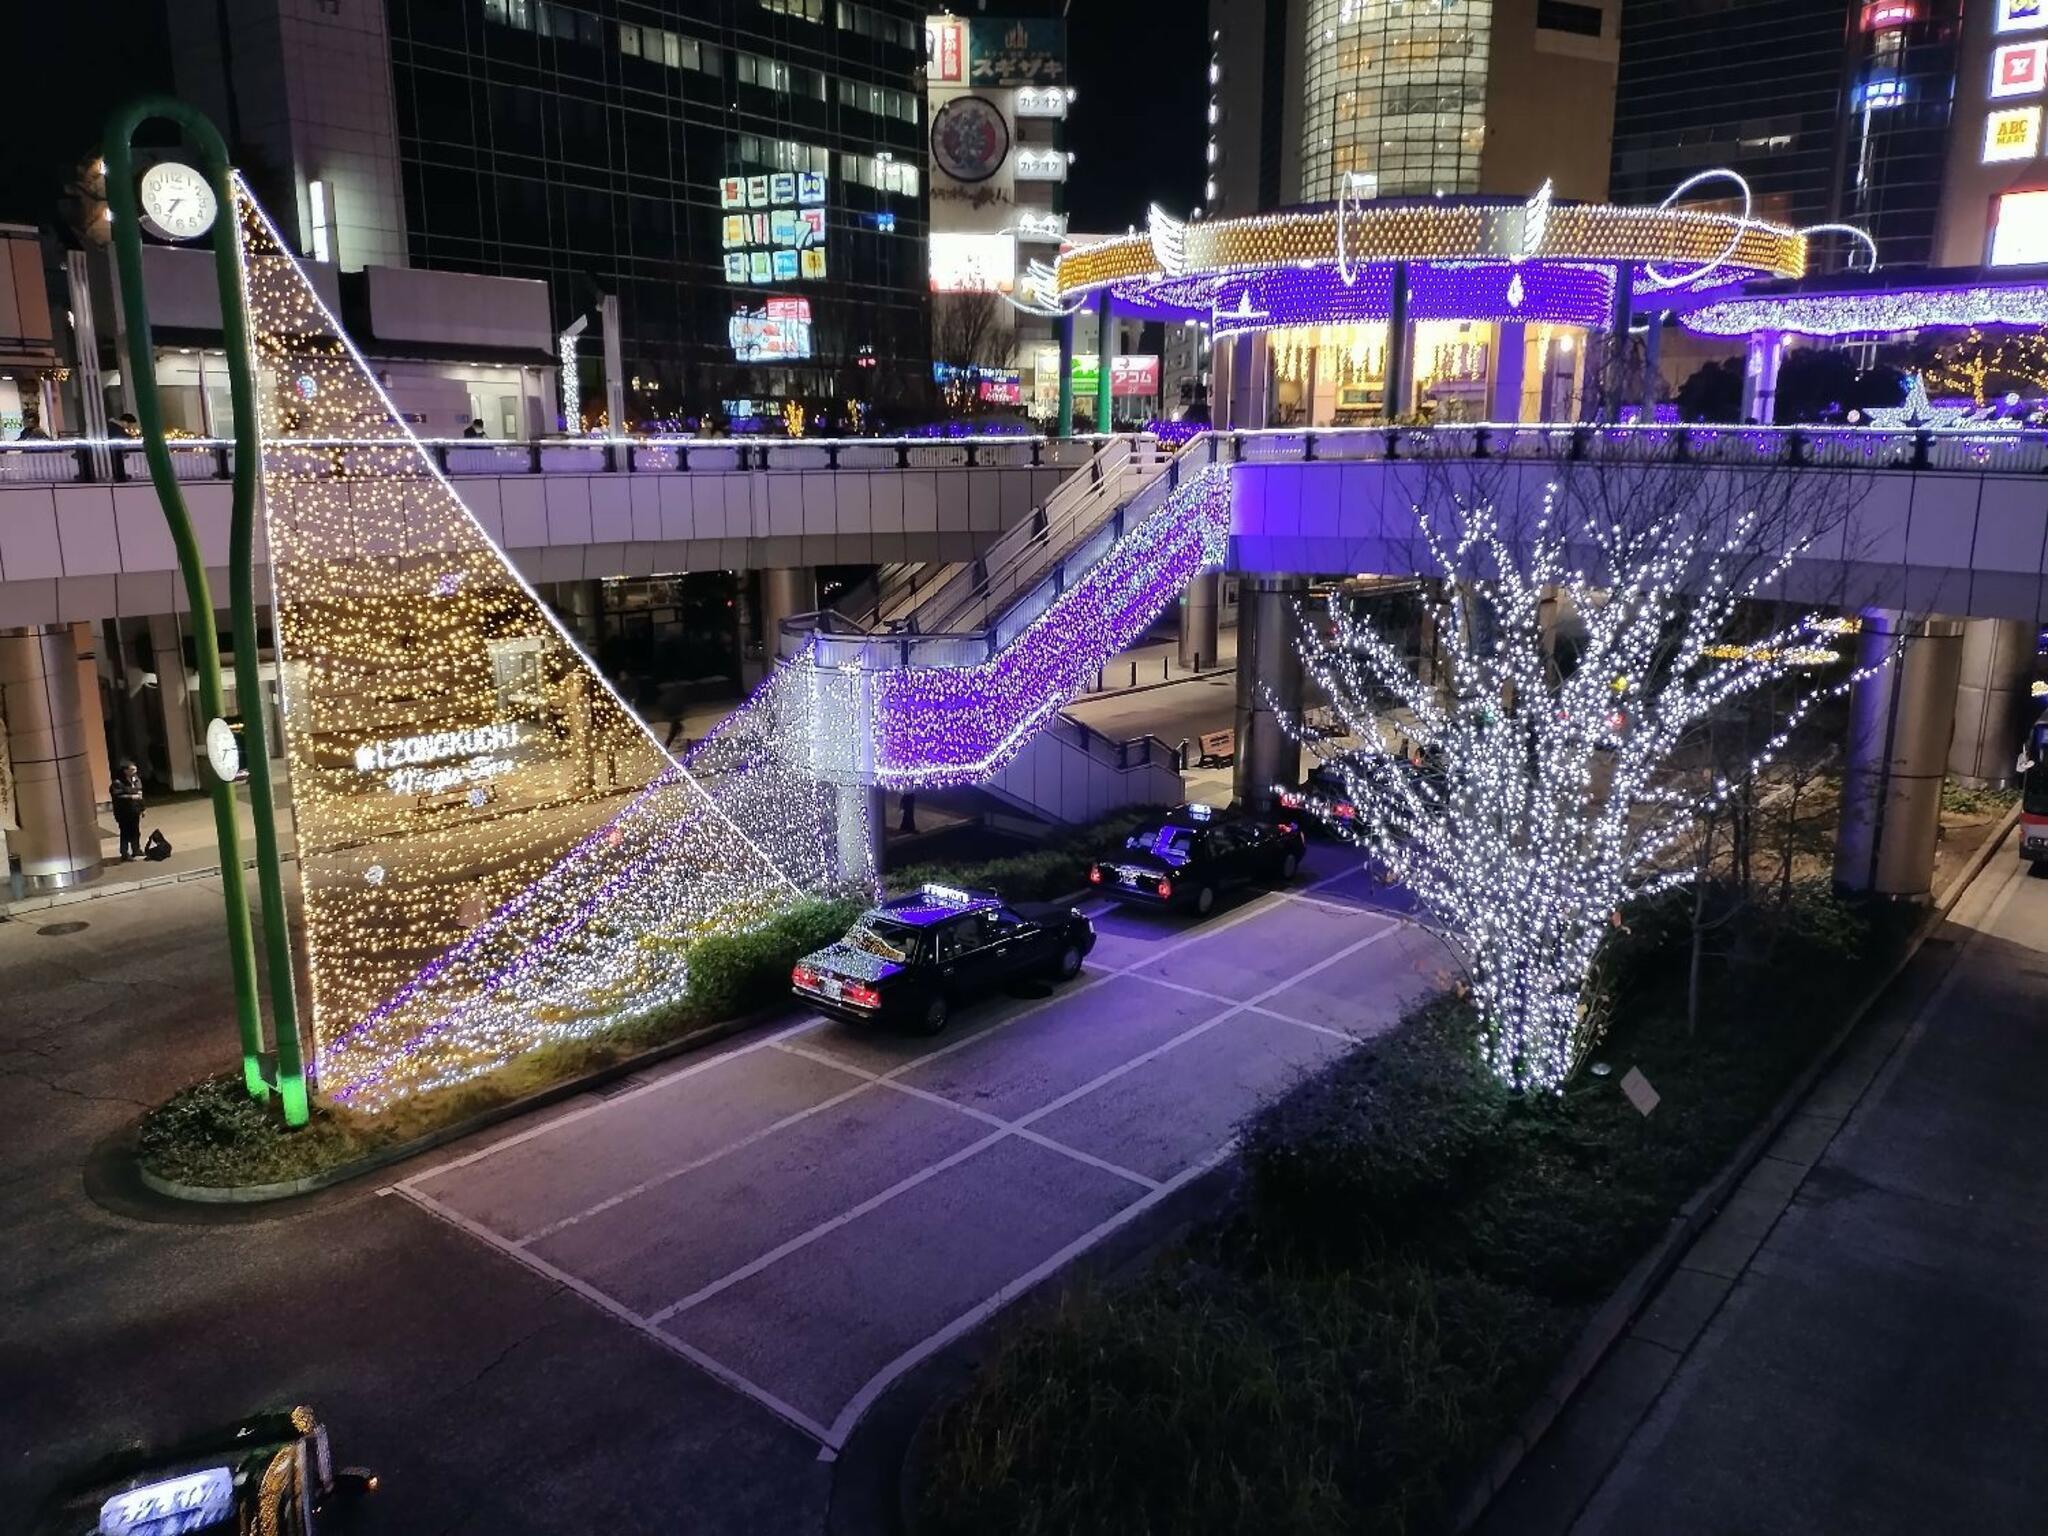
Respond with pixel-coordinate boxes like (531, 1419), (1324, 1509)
(1477, 838), (2048, 1535)
(2, 787), (293, 917)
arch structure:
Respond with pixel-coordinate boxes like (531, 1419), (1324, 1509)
(234, 183), (855, 1111)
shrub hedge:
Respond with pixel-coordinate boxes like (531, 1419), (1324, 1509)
(918, 883), (1896, 1536)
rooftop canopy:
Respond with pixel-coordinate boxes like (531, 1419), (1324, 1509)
(1051, 193), (1811, 333)
(1673, 264), (2048, 339)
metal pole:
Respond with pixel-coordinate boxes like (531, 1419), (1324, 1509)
(1095, 288), (1114, 434)
(104, 97), (306, 1123)
(1056, 308), (1075, 439)
(1383, 261), (1411, 423)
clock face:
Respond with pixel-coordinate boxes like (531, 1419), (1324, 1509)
(205, 716), (242, 783)
(138, 162), (218, 243)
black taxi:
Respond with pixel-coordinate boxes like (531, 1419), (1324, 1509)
(792, 884), (1097, 1035)
(1088, 802), (1306, 916)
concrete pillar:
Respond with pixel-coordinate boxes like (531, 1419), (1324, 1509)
(1228, 331), (1271, 429)
(1835, 611), (1965, 899)
(1383, 261), (1412, 422)
(1641, 310), (1664, 418)
(758, 567), (817, 660)
(1094, 288), (1115, 433)
(556, 579), (605, 651)
(1233, 575), (1308, 813)
(0, 626), (105, 892)
(836, 780), (885, 887)
(1741, 329), (1786, 424)
(147, 612), (200, 791)
(1949, 616), (2035, 787)
(1178, 569), (1221, 672)
(1056, 308), (1076, 438)
(1490, 321), (1526, 423)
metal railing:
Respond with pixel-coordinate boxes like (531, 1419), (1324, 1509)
(893, 435), (1172, 636)
(12, 422), (2045, 488)
(1040, 711), (1181, 779)
(0, 432), (1111, 485)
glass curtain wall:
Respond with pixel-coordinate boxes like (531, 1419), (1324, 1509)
(1299, 0), (1493, 201)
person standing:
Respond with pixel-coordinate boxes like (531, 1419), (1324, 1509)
(110, 761), (145, 862)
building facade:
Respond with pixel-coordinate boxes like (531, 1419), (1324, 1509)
(1210, 0), (1619, 215)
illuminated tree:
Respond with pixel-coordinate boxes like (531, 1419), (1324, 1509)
(1295, 466), (1864, 1092)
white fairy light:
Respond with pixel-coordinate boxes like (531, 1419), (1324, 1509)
(1294, 477), (1873, 1093)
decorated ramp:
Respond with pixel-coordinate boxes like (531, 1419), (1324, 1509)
(235, 185), (855, 1110)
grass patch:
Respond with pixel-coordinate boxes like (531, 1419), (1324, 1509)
(917, 883), (1901, 1536)
(889, 806), (1164, 903)
(135, 894), (864, 1190)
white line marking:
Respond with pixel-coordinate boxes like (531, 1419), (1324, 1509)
(1246, 1003), (1366, 1042)
(648, 915), (1408, 1328)
(876, 1078), (1162, 1191)
(394, 1182), (837, 1446)
(647, 1128), (1014, 1325)
(513, 1077), (879, 1247)
(821, 1142), (1236, 1450)
(395, 1011), (830, 1189)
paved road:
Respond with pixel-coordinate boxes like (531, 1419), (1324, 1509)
(395, 844), (1450, 1452)
(0, 840), (1445, 1531)
(1492, 842), (2048, 1535)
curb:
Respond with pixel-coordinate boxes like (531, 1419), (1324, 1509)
(128, 1003), (785, 1209)
(4, 851), (301, 918)
(1453, 803), (2022, 1530)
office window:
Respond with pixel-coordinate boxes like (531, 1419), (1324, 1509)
(840, 152), (920, 196)
(836, 1), (917, 48)
(485, 0), (532, 26)
(759, 0), (825, 18)
(739, 135), (831, 173)
(1536, 0), (1604, 37)
(618, 21), (714, 73)
(837, 79), (917, 122)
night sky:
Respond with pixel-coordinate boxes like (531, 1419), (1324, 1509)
(1059, 1), (1211, 235)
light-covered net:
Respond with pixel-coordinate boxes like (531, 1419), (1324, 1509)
(236, 183), (853, 1109)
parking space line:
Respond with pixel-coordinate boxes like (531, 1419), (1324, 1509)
(646, 1128), (1016, 1325)
(392, 1011), (832, 1190)
(511, 1076), (880, 1247)
(820, 1141), (1236, 1454)
(649, 915), (1410, 1330)
(393, 1182), (838, 1447)
(1246, 1003), (1366, 1043)
(875, 1078), (1162, 1191)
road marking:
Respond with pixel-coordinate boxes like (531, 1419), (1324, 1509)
(512, 1075), (880, 1247)
(821, 1141), (1236, 1454)
(875, 1077), (1162, 1190)
(647, 914), (1409, 1328)
(393, 1181), (838, 1447)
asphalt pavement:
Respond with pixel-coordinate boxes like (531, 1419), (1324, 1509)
(0, 840), (1447, 1532)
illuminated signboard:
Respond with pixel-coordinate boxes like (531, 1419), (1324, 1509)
(1857, 74), (1906, 109)
(99, 1468), (235, 1536)
(719, 170), (828, 284)
(729, 297), (814, 361)
(1068, 354), (1162, 397)
(970, 17), (1066, 85)
(1994, 40), (2048, 97)
(1991, 188), (2048, 263)
(2000, 0), (2048, 32)
(1985, 104), (2043, 161)
(926, 15), (966, 84)
(930, 231), (1017, 292)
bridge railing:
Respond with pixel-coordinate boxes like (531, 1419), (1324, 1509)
(0, 433), (1110, 485)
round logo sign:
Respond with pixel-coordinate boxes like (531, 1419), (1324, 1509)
(930, 96), (1011, 185)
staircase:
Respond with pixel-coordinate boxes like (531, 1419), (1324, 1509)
(781, 437), (1235, 826)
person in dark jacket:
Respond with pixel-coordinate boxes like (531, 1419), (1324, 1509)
(110, 761), (145, 861)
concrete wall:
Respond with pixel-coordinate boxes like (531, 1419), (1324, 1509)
(0, 465), (1072, 628)
(1479, 0), (1621, 201)
(1229, 458), (2048, 624)
(364, 266), (553, 354)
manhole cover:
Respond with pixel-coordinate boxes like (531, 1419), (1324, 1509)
(36, 921), (89, 937)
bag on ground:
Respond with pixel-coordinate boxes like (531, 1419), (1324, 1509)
(143, 829), (172, 862)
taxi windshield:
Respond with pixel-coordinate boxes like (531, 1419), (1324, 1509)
(1126, 825), (1196, 863)
(847, 915), (918, 963)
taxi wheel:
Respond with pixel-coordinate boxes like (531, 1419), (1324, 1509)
(917, 995), (950, 1036)
(1277, 851), (1300, 882)
(1054, 944), (1083, 981)
(1195, 884), (1217, 917)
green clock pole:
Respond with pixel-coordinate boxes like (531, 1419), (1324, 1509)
(104, 98), (308, 1125)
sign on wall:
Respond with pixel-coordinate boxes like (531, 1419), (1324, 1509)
(1984, 104), (2042, 161)
(719, 171), (828, 284)
(1991, 188), (2048, 263)
(926, 15), (966, 84)
(729, 297), (814, 361)
(1994, 40), (2048, 96)
(930, 231), (1017, 292)
(930, 96), (1011, 184)
(970, 17), (1066, 85)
